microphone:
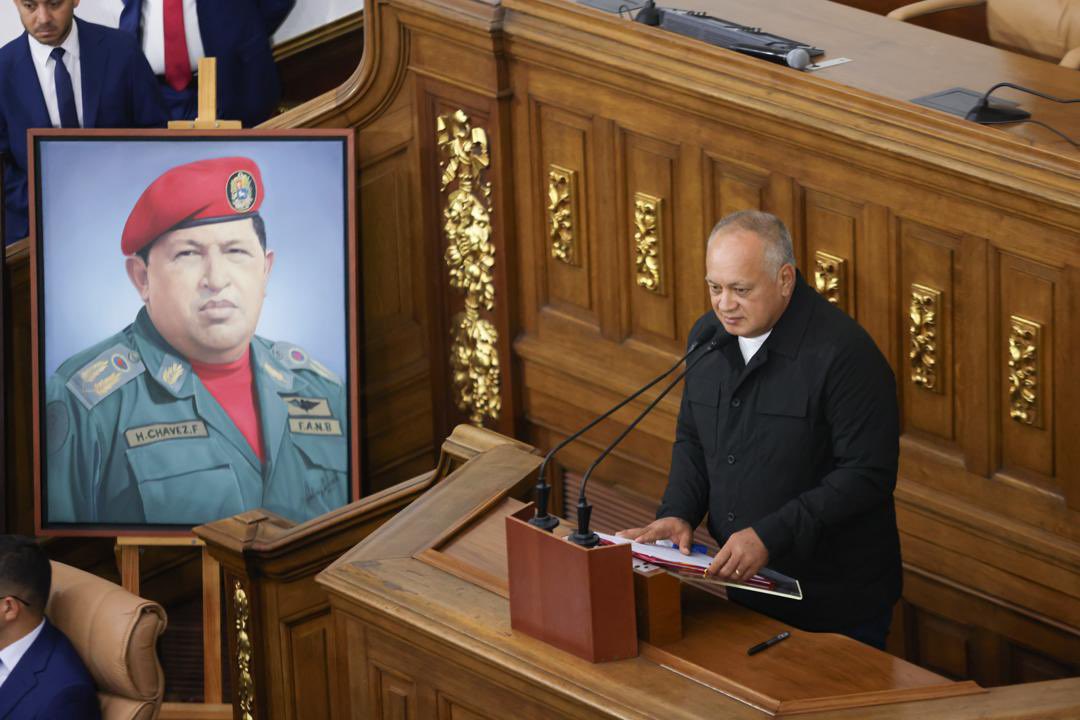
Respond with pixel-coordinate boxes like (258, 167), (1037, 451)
(568, 335), (723, 547)
(529, 325), (719, 531)
(634, 0), (661, 26)
(728, 44), (810, 70)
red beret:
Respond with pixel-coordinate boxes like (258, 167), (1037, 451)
(121, 157), (265, 255)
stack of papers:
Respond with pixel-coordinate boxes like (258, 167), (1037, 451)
(595, 532), (802, 600)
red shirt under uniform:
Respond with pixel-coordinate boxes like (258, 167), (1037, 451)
(190, 348), (265, 463)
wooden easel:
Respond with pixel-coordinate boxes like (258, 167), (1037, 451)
(117, 536), (224, 706)
(167, 58), (241, 131)
(116, 57), (240, 717)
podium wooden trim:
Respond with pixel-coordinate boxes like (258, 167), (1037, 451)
(319, 439), (993, 718)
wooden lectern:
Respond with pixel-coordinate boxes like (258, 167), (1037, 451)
(316, 441), (1003, 718)
(505, 504), (637, 663)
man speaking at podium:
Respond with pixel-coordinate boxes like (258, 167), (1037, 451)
(621, 210), (901, 649)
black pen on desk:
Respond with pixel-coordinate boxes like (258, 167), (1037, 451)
(747, 631), (790, 656)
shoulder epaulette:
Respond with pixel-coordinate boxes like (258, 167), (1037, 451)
(270, 341), (343, 386)
(65, 343), (146, 410)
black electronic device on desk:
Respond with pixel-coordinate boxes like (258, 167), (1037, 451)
(631, 1), (823, 69)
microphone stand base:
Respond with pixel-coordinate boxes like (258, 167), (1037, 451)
(568, 531), (600, 548)
(528, 514), (560, 532)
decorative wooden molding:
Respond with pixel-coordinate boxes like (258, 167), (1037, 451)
(1007, 315), (1041, 427)
(547, 165), (578, 265)
(233, 580), (254, 720)
(437, 109), (501, 426)
(909, 283), (943, 393)
(272, 11), (364, 62)
(633, 192), (664, 294)
(813, 250), (848, 309)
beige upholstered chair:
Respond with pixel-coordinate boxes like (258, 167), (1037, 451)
(45, 562), (168, 720)
(887, 0), (1080, 68)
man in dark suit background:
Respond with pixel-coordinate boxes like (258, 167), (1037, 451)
(118, 0), (296, 128)
(620, 210), (902, 649)
(0, 0), (166, 244)
(0, 535), (100, 720)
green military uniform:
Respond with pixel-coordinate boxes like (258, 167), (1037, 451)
(45, 308), (349, 526)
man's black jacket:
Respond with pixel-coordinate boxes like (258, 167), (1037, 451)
(658, 273), (902, 631)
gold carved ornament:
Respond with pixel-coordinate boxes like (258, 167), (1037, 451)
(908, 283), (943, 393)
(1007, 315), (1041, 427)
(814, 251), (847, 309)
(233, 580), (254, 720)
(633, 192), (664, 294)
(437, 109), (501, 426)
(548, 165), (578, 265)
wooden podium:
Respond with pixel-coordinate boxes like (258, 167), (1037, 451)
(315, 442), (1003, 718)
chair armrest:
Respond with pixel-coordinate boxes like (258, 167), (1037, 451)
(1060, 46), (1080, 69)
(887, 0), (986, 22)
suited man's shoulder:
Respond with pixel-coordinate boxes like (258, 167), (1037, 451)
(40, 620), (97, 685)
(0, 31), (27, 65)
(10, 621), (100, 720)
(75, 16), (142, 55)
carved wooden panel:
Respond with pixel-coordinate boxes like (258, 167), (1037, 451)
(705, 156), (769, 223)
(437, 693), (494, 720)
(420, 85), (514, 439)
(619, 130), (679, 346)
(361, 149), (423, 350)
(536, 104), (595, 322)
(288, 611), (334, 719)
(359, 626), (554, 720)
(802, 189), (860, 317)
(371, 664), (417, 720)
(897, 569), (1080, 688)
(898, 221), (957, 445)
(359, 96), (436, 492)
(1009, 645), (1075, 684)
(912, 610), (974, 681)
(997, 253), (1056, 485)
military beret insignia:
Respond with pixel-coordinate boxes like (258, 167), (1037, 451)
(227, 170), (257, 213)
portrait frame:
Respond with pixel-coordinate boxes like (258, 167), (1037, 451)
(28, 128), (360, 536)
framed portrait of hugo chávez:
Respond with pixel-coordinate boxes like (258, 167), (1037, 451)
(28, 130), (359, 535)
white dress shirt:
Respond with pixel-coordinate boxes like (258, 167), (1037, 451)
(0, 619), (46, 689)
(27, 24), (83, 128)
(140, 0), (205, 76)
(738, 330), (772, 365)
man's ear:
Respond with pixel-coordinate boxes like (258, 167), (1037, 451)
(0, 596), (20, 622)
(125, 256), (151, 303)
(779, 263), (796, 297)
(263, 249), (275, 285)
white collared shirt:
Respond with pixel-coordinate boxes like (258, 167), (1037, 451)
(0, 619), (46, 689)
(738, 330), (772, 365)
(27, 24), (83, 128)
(139, 0), (205, 76)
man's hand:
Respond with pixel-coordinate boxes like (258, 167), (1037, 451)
(616, 516), (693, 555)
(707, 527), (769, 581)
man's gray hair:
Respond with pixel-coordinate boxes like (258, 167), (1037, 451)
(709, 210), (796, 274)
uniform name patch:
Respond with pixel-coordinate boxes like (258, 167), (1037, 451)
(289, 418), (342, 436)
(283, 396), (331, 417)
(125, 421), (209, 447)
